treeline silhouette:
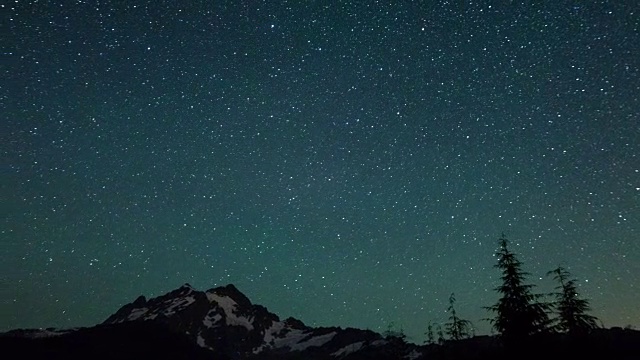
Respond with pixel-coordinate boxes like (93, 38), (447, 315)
(406, 233), (637, 360)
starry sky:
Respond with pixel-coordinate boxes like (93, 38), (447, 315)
(3, 1), (639, 342)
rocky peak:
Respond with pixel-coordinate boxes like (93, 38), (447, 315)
(99, 283), (403, 359)
(283, 317), (307, 330)
(132, 295), (146, 307)
(206, 284), (252, 309)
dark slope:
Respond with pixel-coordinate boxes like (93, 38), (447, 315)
(2, 283), (639, 360)
(0, 321), (221, 360)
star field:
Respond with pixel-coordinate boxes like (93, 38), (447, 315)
(3, 1), (639, 341)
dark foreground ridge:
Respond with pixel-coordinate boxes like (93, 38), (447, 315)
(2, 283), (639, 360)
(1, 321), (216, 360)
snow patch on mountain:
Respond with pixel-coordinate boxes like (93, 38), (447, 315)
(206, 292), (254, 330)
(252, 321), (284, 353)
(269, 328), (337, 352)
(202, 309), (222, 328)
(405, 349), (422, 359)
(331, 341), (365, 357)
(196, 332), (213, 351)
(271, 328), (309, 349)
(163, 296), (196, 316)
(289, 331), (337, 351)
(263, 320), (285, 344)
(126, 307), (149, 321)
(17, 328), (75, 338)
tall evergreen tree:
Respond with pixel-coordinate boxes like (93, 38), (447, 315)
(383, 322), (406, 341)
(547, 266), (599, 335)
(425, 321), (435, 345)
(445, 293), (474, 341)
(486, 234), (550, 346)
(436, 324), (446, 345)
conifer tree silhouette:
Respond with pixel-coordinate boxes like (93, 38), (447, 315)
(486, 234), (550, 347)
(425, 321), (435, 345)
(547, 266), (599, 335)
(436, 324), (445, 345)
(444, 293), (474, 341)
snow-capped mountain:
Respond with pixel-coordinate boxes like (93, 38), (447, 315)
(4, 284), (640, 359)
(101, 283), (415, 359)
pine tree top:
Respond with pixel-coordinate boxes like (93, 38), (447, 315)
(486, 235), (551, 343)
(547, 266), (599, 334)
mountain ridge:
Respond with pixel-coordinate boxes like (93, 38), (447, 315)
(102, 282), (404, 359)
(3, 283), (640, 360)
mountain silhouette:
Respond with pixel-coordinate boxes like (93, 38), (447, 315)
(2, 283), (639, 359)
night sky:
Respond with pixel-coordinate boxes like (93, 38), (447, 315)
(3, 1), (639, 342)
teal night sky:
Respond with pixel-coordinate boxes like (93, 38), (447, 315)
(3, 1), (639, 341)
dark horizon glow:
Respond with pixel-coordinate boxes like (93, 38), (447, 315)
(3, 1), (639, 342)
